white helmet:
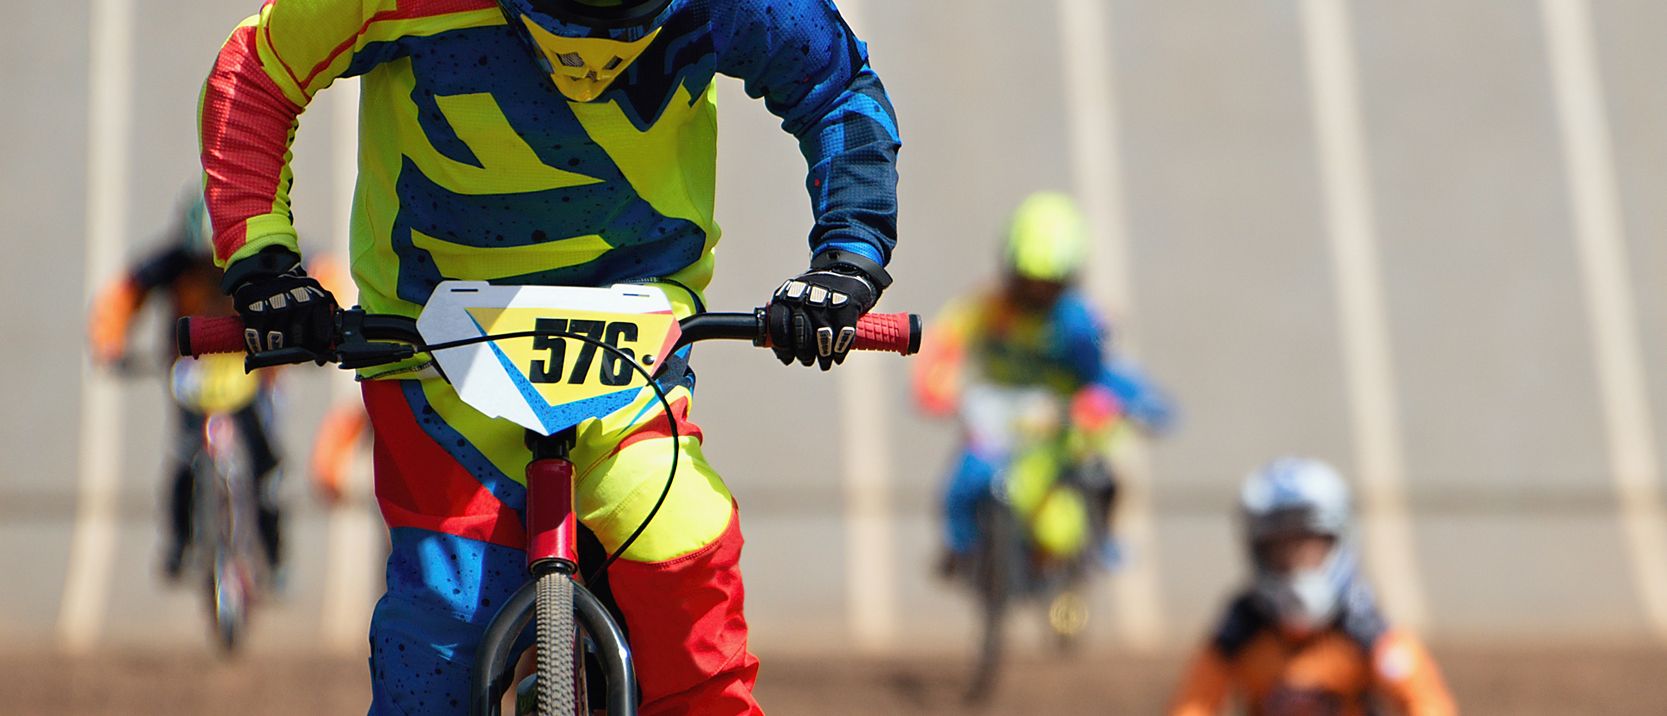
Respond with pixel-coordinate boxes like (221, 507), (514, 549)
(1239, 457), (1357, 634)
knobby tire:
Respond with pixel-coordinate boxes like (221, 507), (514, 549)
(535, 573), (578, 714)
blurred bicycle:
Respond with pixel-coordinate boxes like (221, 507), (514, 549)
(86, 187), (287, 601)
(957, 384), (1109, 699)
(166, 353), (276, 652)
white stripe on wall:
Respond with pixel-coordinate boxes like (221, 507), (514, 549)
(1058, 0), (1167, 650)
(57, 0), (136, 654)
(1540, 0), (1667, 638)
(1297, 0), (1428, 629)
(832, 0), (899, 653)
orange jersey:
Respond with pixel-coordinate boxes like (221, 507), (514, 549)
(1170, 593), (1456, 716)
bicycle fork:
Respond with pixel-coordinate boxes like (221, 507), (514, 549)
(469, 429), (638, 715)
(526, 431), (579, 578)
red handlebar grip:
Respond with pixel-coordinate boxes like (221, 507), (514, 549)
(178, 316), (248, 357)
(853, 312), (922, 355)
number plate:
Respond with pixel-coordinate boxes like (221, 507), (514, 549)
(417, 281), (683, 435)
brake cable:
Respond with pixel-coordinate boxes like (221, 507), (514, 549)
(422, 329), (682, 584)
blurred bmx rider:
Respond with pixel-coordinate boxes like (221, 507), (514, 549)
(198, 0), (901, 712)
(1169, 458), (1456, 716)
(87, 190), (284, 580)
(913, 192), (1173, 572)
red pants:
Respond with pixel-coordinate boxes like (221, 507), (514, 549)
(364, 378), (762, 714)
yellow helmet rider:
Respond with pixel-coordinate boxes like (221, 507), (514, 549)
(1004, 192), (1089, 309)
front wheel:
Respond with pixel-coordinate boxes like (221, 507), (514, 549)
(207, 553), (247, 653)
(967, 498), (1019, 702)
(534, 572), (580, 715)
(1046, 588), (1089, 655)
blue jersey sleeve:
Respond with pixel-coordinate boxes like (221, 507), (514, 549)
(1051, 295), (1112, 387)
(711, 0), (901, 265)
(1053, 294), (1177, 432)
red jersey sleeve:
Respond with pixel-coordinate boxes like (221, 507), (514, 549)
(197, 0), (496, 269)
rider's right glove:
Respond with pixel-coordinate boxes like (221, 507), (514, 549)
(221, 246), (337, 357)
(767, 249), (893, 370)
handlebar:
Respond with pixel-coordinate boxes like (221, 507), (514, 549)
(177, 308), (921, 367)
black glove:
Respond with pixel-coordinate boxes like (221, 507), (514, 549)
(767, 249), (892, 370)
(222, 247), (337, 356)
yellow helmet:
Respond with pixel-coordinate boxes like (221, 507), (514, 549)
(1005, 192), (1087, 283)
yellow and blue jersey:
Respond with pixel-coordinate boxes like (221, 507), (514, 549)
(199, 0), (900, 319)
(916, 289), (1174, 431)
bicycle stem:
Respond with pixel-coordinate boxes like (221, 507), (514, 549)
(526, 429), (580, 575)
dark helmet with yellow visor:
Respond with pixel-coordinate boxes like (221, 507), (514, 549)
(498, 0), (676, 102)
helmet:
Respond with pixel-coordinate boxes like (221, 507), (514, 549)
(1004, 192), (1087, 283)
(1238, 457), (1357, 634)
(497, 0), (675, 102)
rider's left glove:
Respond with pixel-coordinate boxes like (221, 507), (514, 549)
(222, 247), (338, 357)
(767, 249), (892, 370)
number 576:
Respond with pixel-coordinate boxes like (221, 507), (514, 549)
(528, 318), (637, 387)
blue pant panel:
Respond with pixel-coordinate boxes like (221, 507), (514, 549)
(942, 449), (1001, 554)
(368, 527), (531, 715)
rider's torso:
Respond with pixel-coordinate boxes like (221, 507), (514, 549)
(170, 260), (234, 319)
(1228, 629), (1378, 716)
(969, 294), (1100, 394)
(347, 4), (722, 318)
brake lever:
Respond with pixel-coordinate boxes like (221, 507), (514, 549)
(334, 306), (417, 369)
(336, 342), (416, 370)
(244, 347), (322, 371)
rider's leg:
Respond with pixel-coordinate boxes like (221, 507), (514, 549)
(1075, 453), (1123, 569)
(1092, 466), (1119, 531)
(942, 448), (1001, 556)
(234, 392), (284, 569)
(361, 380), (531, 716)
(164, 407), (205, 577)
(567, 385), (759, 716)
(361, 377), (760, 715)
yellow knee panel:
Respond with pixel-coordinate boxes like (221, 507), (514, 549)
(419, 376), (735, 564)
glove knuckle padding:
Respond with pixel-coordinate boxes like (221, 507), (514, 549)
(816, 326), (834, 356)
(232, 267), (337, 356)
(834, 326), (856, 354)
(767, 253), (891, 369)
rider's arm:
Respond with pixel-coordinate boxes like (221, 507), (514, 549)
(713, 0), (902, 267)
(1168, 643), (1233, 716)
(198, 0), (491, 279)
(87, 244), (193, 361)
(88, 276), (142, 362)
(1053, 295), (1175, 433)
(912, 296), (981, 415)
(1096, 358), (1175, 433)
(1371, 630), (1458, 716)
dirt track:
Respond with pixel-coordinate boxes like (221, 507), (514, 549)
(7, 646), (1665, 714)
